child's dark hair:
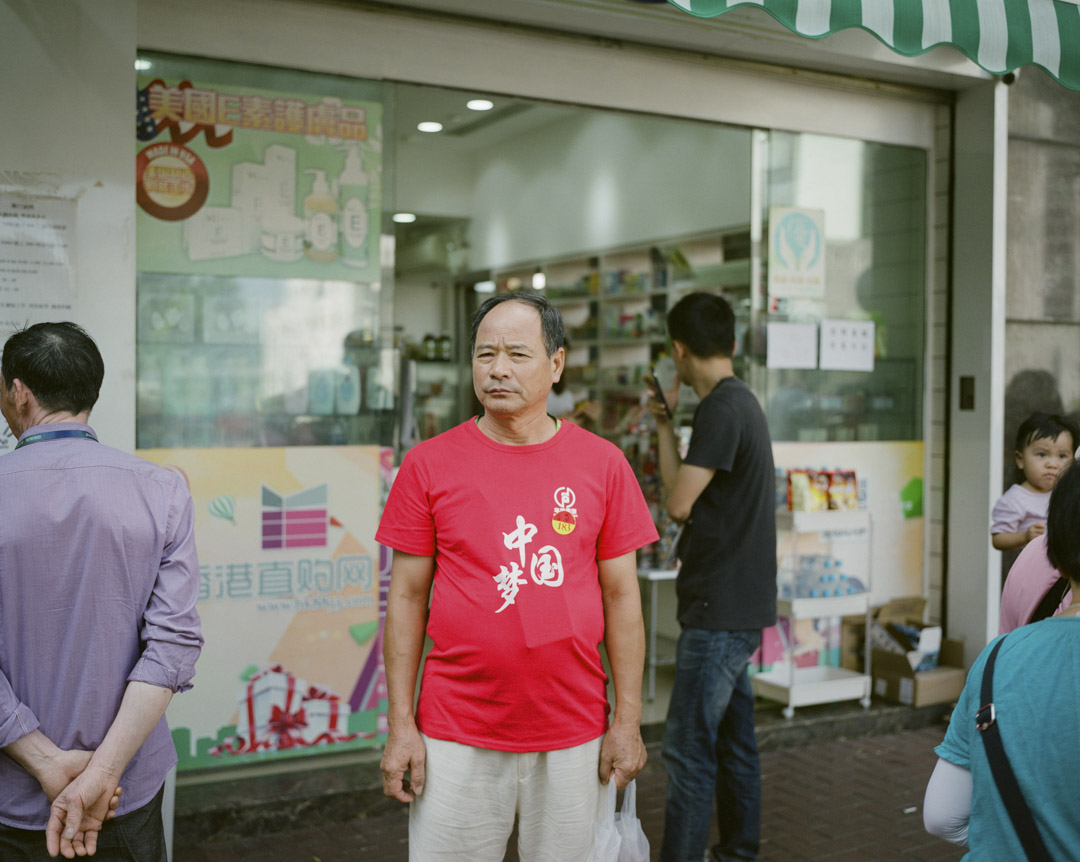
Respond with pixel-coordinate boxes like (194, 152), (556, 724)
(1047, 460), (1080, 581)
(1014, 412), (1078, 456)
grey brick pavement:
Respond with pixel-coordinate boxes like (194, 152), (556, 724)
(174, 725), (964, 861)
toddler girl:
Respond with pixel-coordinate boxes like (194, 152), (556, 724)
(991, 412), (1077, 553)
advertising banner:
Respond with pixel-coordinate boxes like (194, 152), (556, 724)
(138, 445), (393, 770)
(136, 73), (381, 281)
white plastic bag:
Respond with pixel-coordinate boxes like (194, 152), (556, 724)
(614, 779), (650, 862)
(586, 779), (622, 862)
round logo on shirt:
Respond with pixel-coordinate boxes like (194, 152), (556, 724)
(552, 509), (576, 535)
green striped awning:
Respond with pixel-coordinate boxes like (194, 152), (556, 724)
(666, 0), (1080, 90)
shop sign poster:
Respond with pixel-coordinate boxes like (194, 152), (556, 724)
(768, 206), (825, 299)
(819, 319), (875, 372)
(0, 193), (77, 454)
(135, 74), (381, 282)
(137, 445), (394, 770)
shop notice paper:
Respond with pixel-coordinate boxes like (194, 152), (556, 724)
(766, 321), (818, 370)
(819, 319), (875, 372)
(0, 192), (77, 453)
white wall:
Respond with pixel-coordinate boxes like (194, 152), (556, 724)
(466, 111), (752, 268)
(0, 0), (136, 450)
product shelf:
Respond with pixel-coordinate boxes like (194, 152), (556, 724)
(752, 664), (870, 713)
(752, 508), (873, 719)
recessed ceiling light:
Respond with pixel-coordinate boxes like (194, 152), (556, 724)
(135, 58), (152, 71)
(417, 121), (443, 133)
(393, 212), (417, 224)
(467, 99), (494, 111)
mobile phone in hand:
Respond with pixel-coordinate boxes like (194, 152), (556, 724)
(646, 366), (672, 419)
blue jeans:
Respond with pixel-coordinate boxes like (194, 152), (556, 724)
(659, 628), (762, 862)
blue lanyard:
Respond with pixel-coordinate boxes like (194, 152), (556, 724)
(14, 429), (98, 450)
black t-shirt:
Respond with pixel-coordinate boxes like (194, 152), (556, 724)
(676, 376), (777, 631)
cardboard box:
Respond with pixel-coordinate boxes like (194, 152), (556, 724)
(841, 614), (866, 672)
(876, 596), (928, 623)
(842, 597), (965, 695)
(863, 596), (966, 706)
(872, 638), (966, 707)
(841, 597), (929, 673)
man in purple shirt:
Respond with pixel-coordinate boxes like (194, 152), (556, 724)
(0, 322), (203, 860)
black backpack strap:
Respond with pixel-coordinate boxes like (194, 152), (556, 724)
(1029, 577), (1071, 624)
(976, 637), (1052, 861)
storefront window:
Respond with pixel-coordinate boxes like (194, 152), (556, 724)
(136, 274), (393, 448)
(751, 131), (927, 442)
(134, 54), (392, 448)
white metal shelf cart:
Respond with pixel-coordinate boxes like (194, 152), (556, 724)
(752, 509), (873, 719)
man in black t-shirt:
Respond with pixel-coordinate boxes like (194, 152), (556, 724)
(647, 292), (777, 862)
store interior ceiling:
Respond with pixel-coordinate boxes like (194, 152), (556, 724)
(392, 83), (579, 281)
(394, 85), (570, 152)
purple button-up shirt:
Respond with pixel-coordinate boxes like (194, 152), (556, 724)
(0, 422), (203, 828)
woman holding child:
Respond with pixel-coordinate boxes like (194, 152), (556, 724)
(924, 459), (1080, 858)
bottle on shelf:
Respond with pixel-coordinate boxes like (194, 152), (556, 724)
(336, 363), (362, 415)
(781, 554), (867, 599)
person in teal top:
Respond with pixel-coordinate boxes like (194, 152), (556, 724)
(924, 459), (1080, 858)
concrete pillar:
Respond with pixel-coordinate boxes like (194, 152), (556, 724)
(946, 80), (1010, 659)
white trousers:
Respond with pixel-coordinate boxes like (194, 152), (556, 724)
(409, 733), (604, 862)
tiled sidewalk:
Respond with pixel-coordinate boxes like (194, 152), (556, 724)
(175, 725), (963, 861)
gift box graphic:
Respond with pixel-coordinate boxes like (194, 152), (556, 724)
(215, 663), (362, 755)
(298, 683), (349, 745)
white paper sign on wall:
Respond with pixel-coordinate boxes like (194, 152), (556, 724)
(819, 319), (875, 372)
(0, 192), (78, 454)
(766, 321), (818, 369)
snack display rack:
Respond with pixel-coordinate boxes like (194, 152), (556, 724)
(752, 509), (873, 719)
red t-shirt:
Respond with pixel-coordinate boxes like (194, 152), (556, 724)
(376, 418), (658, 752)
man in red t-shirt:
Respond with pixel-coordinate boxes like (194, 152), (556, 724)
(377, 292), (657, 861)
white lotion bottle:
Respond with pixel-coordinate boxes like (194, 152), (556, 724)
(337, 143), (369, 268)
(303, 169), (339, 263)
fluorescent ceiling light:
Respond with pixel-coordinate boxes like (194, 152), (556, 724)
(474, 281), (496, 294)
(135, 58), (152, 71)
(531, 271), (546, 289)
(467, 99), (494, 111)
(417, 121), (443, 133)
(392, 212), (417, 224)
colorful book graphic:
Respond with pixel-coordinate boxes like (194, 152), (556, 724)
(262, 484), (328, 549)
